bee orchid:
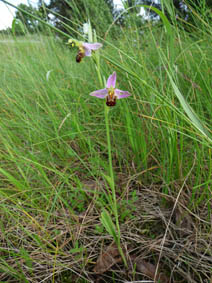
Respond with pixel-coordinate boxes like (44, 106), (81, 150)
(68, 39), (102, 63)
(90, 72), (131, 106)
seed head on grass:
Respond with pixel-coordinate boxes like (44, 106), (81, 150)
(90, 71), (131, 106)
(68, 39), (102, 63)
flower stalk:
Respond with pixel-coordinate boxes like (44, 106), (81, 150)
(104, 104), (127, 266)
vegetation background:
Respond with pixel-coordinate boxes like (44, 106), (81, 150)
(0, 0), (212, 282)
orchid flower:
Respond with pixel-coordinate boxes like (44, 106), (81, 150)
(90, 72), (131, 106)
(68, 39), (102, 63)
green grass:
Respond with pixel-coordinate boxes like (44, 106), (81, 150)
(0, 9), (212, 282)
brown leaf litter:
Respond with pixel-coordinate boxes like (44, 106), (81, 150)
(94, 241), (169, 282)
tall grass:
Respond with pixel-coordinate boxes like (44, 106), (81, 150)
(0, 1), (212, 282)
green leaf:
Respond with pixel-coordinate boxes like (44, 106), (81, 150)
(0, 168), (26, 191)
(167, 71), (212, 142)
(142, 5), (172, 36)
(100, 209), (118, 242)
(11, 18), (16, 35)
(102, 173), (114, 189)
(12, 18), (26, 35)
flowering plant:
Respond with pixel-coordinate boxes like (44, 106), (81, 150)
(90, 72), (131, 106)
(68, 25), (130, 266)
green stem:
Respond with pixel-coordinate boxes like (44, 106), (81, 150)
(104, 106), (115, 203)
(104, 105), (127, 266)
